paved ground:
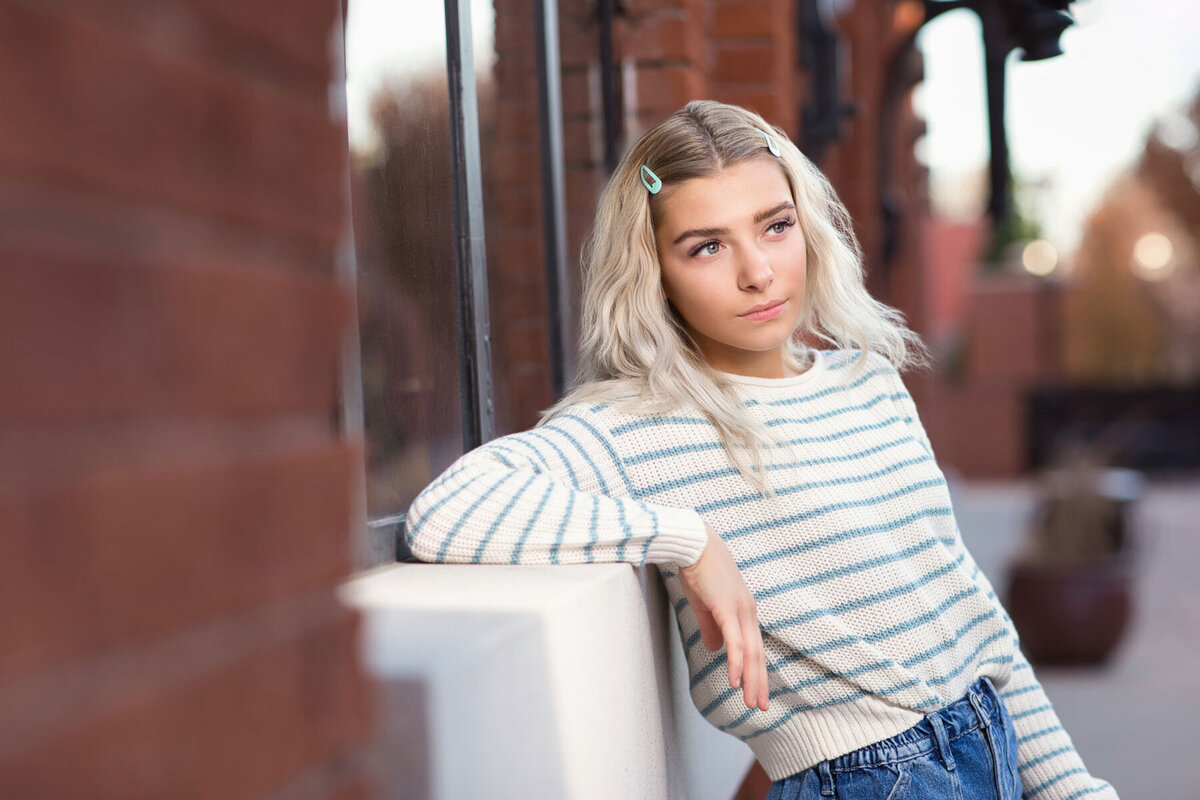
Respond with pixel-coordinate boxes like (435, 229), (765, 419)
(950, 476), (1200, 800)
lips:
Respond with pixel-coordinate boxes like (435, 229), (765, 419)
(739, 299), (787, 320)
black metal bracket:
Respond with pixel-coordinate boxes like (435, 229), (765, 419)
(799, 0), (859, 163)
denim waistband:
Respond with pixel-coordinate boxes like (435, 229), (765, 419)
(826, 676), (1004, 773)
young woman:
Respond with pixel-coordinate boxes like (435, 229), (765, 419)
(406, 101), (1117, 800)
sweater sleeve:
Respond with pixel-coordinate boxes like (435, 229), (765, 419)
(404, 404), (710, 567)
(884, 360), (1119, 799)
(959, 544), (1119, 799)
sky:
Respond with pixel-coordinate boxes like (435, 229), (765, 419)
(347, 0), (1200, 255)
(916, 0), (1200, 252)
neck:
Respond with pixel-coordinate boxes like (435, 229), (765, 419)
(704, 350), (801, 380)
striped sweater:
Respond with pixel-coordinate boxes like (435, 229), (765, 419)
(406, 349), (1118, 799)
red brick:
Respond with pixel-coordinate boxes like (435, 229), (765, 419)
(923, 383), (1026, 478)
(488, 231), (543, 268)
(494, 37), (537, 72)
(565, 169), (604, 218)
(622, 15), (705, 65)
(562, 118), (600, 165)
(494, 0), (537, 41)
(484, 140), (542, 187)
(713, 44), (778, 84)
(324, 777), (374, 800)
(188, 0), (338, 81)
(54, 0), (335, 96)
(965, 278), (1049, 384)
(0, 175), (336, 279)
(0, 439), (357, 682)
(166, 268), (350, 415)
(257, 750), (374, 800)
(632, 64), (705, 113)
(0, 607), (369, 800)
(488, 254), (544, 296)
(0, 4), (344, 249)
(502, 362), (555, 429)
(487, 185), (540, 229)
(560, 67), (596, 118)
(626, 0), (703, 14)
(494, 102), (542, 140)
(712, 1), (776, 39)
(493, 274), (549, 323)
(708, 85), (777, 119)
(499, 318), (551, 365)
(556, 0), (596, 25)
(558, 17), (599, 68)
(0, 251), (350, 424)
(494, 188), (543, 230)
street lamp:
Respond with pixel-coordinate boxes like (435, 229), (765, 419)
(922, 0), (1075, 226)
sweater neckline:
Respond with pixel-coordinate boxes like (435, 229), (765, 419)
(717, 349), (827, 389)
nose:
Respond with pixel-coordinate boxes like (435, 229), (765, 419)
(738, 246), (774, 292)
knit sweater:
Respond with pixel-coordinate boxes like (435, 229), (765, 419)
(406, 349), (1118, 799)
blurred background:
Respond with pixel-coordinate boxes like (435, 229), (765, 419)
(2, 0), (1197, 797)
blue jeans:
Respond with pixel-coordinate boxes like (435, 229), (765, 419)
(766, 677), (1022, 800)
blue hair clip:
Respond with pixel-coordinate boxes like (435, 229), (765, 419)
(640, 165), (662, 194)
(758, 129), (781, 157)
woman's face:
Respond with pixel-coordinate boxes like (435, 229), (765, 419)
(653, 156), (807, 379)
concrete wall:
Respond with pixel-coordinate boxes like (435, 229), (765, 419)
(341, 564), (756, 800)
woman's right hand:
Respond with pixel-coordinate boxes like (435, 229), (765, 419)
(679, 522), (769, 712)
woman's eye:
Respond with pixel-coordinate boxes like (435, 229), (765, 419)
(768, 219), (792, 235)
(690, 241), (721, 257)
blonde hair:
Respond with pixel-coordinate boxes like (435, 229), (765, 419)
(542, 100), (926, 493)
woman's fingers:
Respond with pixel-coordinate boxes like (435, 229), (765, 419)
(739, 606), (768, 710)
(755, 631), (770, 711)
(751, 628), (769, 711)
(721, 616), (744, 690)
(681, 522), (769, 710)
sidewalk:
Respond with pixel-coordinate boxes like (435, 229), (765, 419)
(950, 477), (1200, 800)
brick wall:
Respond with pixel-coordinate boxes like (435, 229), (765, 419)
(922, 274), (1066, 478)
(0, 2), (371, 797)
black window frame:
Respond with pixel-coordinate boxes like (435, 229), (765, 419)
(337, 0), (571, 568)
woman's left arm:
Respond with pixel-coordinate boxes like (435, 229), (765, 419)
(956, 542), (1119, 799)
(885, 360), (1119, 799)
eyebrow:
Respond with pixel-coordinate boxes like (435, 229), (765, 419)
(671, 201), (796, 245)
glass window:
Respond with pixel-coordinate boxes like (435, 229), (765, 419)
(344, 0), (465, 519)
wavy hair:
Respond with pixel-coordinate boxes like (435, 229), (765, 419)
(541, 100), (926, 493)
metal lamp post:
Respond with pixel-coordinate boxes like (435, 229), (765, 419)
(922, 0), (1075, 228)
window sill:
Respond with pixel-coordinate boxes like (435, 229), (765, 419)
(339, 562), (754, 799)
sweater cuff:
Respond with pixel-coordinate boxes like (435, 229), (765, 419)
(642, 505), (709, 567)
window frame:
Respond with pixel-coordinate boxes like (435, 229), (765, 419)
(338, 0), (570, 568)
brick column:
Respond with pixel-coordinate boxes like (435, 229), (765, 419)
(709, 0), (796, 132)
(0, 2), (371, 797)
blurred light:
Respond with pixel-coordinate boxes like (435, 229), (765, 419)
(911, 83), (928, 117)
(1131, 232), (1176, 281)
(893, 0), (924, 35)
(1157, 112), (1199, 153)
(1022, 239), (1058, 276)
(914, 135), (930, 167)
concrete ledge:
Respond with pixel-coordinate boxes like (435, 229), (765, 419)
(340, 562), (754, 800)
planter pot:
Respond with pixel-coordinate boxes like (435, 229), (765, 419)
(1005, 556), (1134, 665)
